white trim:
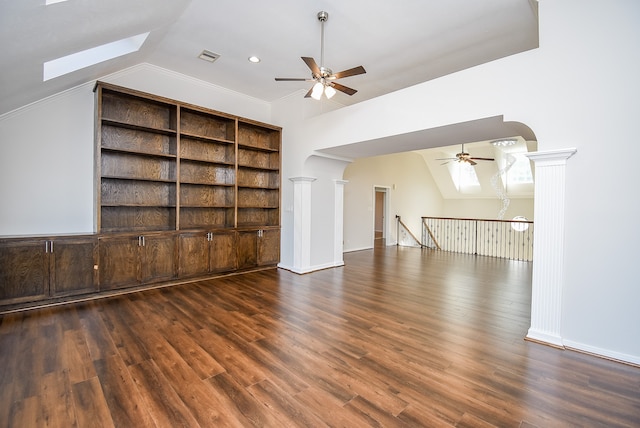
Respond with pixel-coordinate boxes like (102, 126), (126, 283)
(278, 261), (343, 274)
(563, 340), (640, 367)
(526, 328), (564, 348)
(343, 246), (374, 253)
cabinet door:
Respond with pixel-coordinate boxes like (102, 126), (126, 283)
(140, 234), (176, 284)
(99, 236), (140, 290)
(178, 232), (210, 278)
(0, 240), (48, 304)
(258, 229), (280, 266)
(210, 231), (236, 272)
(50, 238), (98, 297)
(236, 231), (257, 270)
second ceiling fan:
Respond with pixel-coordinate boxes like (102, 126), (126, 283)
(275, 11), (366, 100)
(437, 144), (495, 166)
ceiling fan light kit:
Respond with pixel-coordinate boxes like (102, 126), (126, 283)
(275, 11), (366, 100)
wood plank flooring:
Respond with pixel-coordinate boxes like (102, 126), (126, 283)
(1, 245), (639, 427)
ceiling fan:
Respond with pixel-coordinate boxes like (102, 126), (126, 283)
(275, 11), (366, 100)
(437, 144), (495, 166)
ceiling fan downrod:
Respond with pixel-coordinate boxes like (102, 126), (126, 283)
(318, 11), (328, 69)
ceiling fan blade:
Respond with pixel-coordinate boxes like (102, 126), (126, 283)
(332, 65), (366, 79)
(436, 157), (457, 161)
(469, 157), (495, 161)
(331, 82), (358, 96)
(275, 77), (309, 81)
(301, 57), (321, 75)
(467, 159), (478, 166)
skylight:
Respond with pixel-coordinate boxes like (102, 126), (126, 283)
(43, 32), (149, 81)
(450, 161), (480, 192)
(505, 153), (533, 185)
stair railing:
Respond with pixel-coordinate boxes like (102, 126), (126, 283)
(421, 216), (533, 261)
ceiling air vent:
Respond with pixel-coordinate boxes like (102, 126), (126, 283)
(198, 50), (220, 63)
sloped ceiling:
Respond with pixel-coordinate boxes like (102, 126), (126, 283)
(0, 0), (538, 116)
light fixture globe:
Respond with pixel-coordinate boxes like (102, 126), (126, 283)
(311, 82), (324, 100)
(324, 85), (336, 99)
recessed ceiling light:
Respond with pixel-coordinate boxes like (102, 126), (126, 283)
(46, 0), (69, 4)
(248, 56), (261, 63)
(198, 50), (220, 63)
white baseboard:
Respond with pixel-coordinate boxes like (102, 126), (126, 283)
(343, 246), (373, 253)
(526, 328), (564, 348)
(277, 261), (344, 275)
(563, 340), (640, 366)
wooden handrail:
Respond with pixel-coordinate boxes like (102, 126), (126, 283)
(396, 216), (422, 247)
(421, 216), (533, 224)
(421, 218), (441, 250)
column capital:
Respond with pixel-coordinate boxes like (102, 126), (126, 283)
(525, 148), (577, 165)
(289, 176), (317, 183)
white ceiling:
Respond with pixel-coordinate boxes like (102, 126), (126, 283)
(0, 0), (539, 116)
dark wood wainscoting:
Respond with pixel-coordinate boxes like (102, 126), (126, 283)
(1, 246), (638, 427)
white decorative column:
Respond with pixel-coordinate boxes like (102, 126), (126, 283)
(524, 148), (577, 348)
(289, 177), (316, 274)
(333, 180), (348, 267)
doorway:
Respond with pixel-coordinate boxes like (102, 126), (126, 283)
(374, 186), (389, 245)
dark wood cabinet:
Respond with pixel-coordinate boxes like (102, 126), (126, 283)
(178, 231), (236, 278)
(258, 229), (281, 266)
(99, 233), (176, 290)
(237, 229), (280, 270)
(50, 237), (98, 297)
(0, 236), (98, 305)
(0, 239), (48, 304)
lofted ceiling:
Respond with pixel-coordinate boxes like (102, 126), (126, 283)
(0, 0), (539, 117)
(417, 138), (537, 199)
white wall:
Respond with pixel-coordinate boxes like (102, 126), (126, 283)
(0, 85), (95, 235)
(275, 0), (640, 363)
(343, 152), (444, 251)
(442, 198), (533, 221)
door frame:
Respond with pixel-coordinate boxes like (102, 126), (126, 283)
(373, 186), (391, 247)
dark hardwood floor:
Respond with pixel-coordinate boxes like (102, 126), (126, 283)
(1, 244), (639, 427)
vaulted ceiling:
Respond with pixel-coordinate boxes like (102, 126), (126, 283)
(0, 0), (539, 117)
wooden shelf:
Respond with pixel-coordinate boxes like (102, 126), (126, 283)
(102, 118), (177, 136)
(237, 164), (279, 171)
(101, 146), (177, 159)
(180, 157), (234, 166)
(180, 131), (234, 145)
(237, 143), (279, 153)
